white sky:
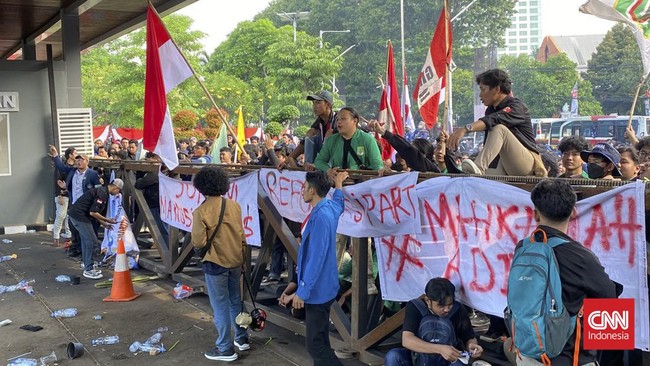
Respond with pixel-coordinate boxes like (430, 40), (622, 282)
(178, 0), (617, 53)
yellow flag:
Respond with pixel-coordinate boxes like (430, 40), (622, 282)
(236, 106), (246, 160)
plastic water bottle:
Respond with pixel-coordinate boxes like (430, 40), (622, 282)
(155, 327), (169, 333)
(0, 253), (17, 262)
(91, 335), (119, 346)
(51, 308), (78, 318)
(144, 332), (162, 345)
(129, 341), (142, 353)
(2, 239), (12, 243)
(55, 275), (71, 282)
(7, 358), (37, 366)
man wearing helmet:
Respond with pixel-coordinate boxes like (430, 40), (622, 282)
(292, 170), (348, 366)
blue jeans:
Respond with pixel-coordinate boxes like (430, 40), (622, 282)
(385, 315), (463, 366)
(205, 268), (247, 352)
(69, 217), (99, 272)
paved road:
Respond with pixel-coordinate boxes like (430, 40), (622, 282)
(0, 232), (367, 365)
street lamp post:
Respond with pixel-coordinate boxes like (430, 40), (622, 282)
(319, 29), (350, 48)
(276, 11), (310, 43)
(331, 44), (357, 94)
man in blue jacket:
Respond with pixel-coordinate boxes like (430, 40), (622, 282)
(292, 170), (347, 366)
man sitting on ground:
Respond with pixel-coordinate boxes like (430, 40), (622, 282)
(385, 277), (483, 366)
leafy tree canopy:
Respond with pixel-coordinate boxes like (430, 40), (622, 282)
(583, 23), (647, 115)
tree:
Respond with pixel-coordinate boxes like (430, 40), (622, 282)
(209, 20), (342, 124)
(264, 121), (283, 137)
(82, 14), (208, 127)
(583, 24), (646, 115)
(267, 105), (301, 128)
(256, 0), (516, 116)
(499, 54), (602, 117)
(293, 125), (310, 138)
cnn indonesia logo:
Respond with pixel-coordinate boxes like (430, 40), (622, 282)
(584, 299), (635, 350)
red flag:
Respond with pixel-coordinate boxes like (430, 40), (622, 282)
(413, 9), (452, 129)
(378, 41), (403, 160)
(143, 5), (193, 170)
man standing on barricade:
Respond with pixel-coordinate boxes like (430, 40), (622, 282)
(447, 68), (546, 177)
(292, 170), (347, 366)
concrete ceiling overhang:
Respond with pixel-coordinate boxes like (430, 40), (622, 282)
(0, 0), (198, 60)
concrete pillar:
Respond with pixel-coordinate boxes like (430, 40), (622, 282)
(61, 10), (82, 108)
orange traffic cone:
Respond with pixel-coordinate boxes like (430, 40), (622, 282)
(103, 239), (141, 302)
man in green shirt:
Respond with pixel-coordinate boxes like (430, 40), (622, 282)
(314, 106), (384, 178)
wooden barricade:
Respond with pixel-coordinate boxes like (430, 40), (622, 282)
(88, 159), (649, 365)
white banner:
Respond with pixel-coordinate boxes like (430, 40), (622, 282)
(259, 169), (310, 223)
(375, 178), (649, 350)
(259, 169), (422, 237)
(339, 172), (421, 237)
(101, 192), (139, 256)
(158, 172), (260, 246)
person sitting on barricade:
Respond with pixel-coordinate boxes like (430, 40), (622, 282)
(314, 106), (384, 178)
(384, 277), (483, 366)
(446, 68), (546, 177)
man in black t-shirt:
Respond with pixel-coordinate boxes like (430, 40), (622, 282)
(68, 179), (123, 280)
(284, 90), (337, 170)
(385, 278), (483, 366)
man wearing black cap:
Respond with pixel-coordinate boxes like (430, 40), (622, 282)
(284, 90), (337, 170)
(67, 179), (124, 280)
(581, 142), (622, 180)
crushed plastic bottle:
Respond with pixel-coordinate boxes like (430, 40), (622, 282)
(0, 253), (17, 262)
(0, 279), (34, 294)
(51, 308), (78, 318)
(129, 341), (142, 353)
(55, 275), (71, 282)
(7, 357), (38, 366)
(144, 332), (162, 345)
(93, 315), (102, 320)
(91, 335), (119, 346)
(2, 239), (13, 243)
(155, 327), (169, 333)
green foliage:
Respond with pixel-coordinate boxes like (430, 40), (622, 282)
(583, 24), (646, 115)
(210, 20), (342, 123)
(82, 14), (207, 127)
(450, 68), (475, 125)
(256, 0), (516, 116)
(204, 108), (228, 129)
(293, 125), (310, 138)
(172, 110), (199, 130)
(264, 121), (284, 137)
(267, 105), (301, 125)
(498, 54), (602, 117)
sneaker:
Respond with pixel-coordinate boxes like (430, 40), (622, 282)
(260, 275), (280, 286)
(234, 338), (250, 351)
(204, 348), (238, 361)
(80, 263), (102, 274)
(83, 269), (103, 280)
(461, 159), (482, 175)
(334, 348), (357, 359)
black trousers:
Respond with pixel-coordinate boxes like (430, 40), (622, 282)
(305, 299), (343, 366)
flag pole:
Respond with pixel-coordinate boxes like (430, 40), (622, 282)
(147, 2), (246, 154)
(441, 0), (450, 133)
(627, 76), (647, 129)
(400, 0), (406, 125)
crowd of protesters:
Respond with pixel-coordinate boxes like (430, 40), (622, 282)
(46, 68), (649, 365)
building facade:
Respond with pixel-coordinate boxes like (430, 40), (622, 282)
(498, 0), (543, 57)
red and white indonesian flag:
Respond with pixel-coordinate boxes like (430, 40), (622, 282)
(143, 5), (193, 170)
(378, 41), (404, 160)
(414, 9), (452, 129)
(581, 0), (650, 77)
